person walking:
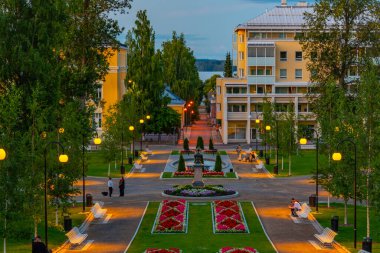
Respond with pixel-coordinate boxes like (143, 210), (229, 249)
(32, 235), (49, 253)
(119, 176), (125, 197)
(107, 177), (113, 197)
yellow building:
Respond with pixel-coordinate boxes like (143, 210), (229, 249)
(94, 45), (127, 134)
(216, 0), (316, 144)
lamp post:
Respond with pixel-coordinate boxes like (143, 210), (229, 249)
(332, 139), (357, 249)
(82, 132), (101, 212)
(275, 120), (279, 174)
(300, 128), (320, 212)
(0, 148), (7, 253)
(255, 119), (260, 152)
(129, 126), (135, 161)
(120, 127), (125, 175)
(139, 119), (144, 152)
(265, 125), (271, 164)
(184, 108), (188, 127)
(44, 141), (68, 249)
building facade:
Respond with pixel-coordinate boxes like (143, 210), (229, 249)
(216, 1), (316, 144)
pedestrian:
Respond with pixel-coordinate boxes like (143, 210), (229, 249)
(32, 235), (49, 253)
(119, 176), (125, 197)
(236, 144), (242, 155)
(107, 177), (113, 197)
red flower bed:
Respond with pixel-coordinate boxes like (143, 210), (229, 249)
(153, 199), (187, 233)
(173, 171), (224, 177)
(219, 247), (257, 253)
(213, 200), (248, 233)
(145, 248), (181, 253)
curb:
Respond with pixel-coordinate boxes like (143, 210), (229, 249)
(161, 191), (239, 200)
(124, 202), (149, 253)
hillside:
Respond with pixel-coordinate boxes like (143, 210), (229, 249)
(195, 59), (224, 71)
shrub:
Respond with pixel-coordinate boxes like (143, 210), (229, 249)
(183, 138), (189, 151)
(196, 136), (204, 150)
(209, 138), (214, 150)
(178, 154), (186, 172)
(214, 154), (222, 172)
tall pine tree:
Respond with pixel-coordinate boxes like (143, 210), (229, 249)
(223, 52), (232, 77)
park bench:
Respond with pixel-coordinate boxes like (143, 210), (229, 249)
(133, 162), (143, 171)
(145, 147), (153, 155)
(65, 226), (88, 245)
(90, 202), (107, 219)
(296, 203), (311, 218)
(140, 152), (148, 161)
(358, 250), (370, 253)
(314, 227), (337, 247)
(255, 161), (263, 170)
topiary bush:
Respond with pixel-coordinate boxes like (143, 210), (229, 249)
(214, 154), (222, 172)
(209, 138), (214, 150)
(183, 138), (189, 151)
(196, 136), (204, 150)
(178, 154), (186, 172)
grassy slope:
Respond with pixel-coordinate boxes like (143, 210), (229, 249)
(87, 151), (132, 178)
(127, 202), (275, 253)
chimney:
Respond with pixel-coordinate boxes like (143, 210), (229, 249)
(281, 0), (287, 6)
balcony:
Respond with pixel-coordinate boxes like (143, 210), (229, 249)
(247, 75), (275, 84)
(227, 112), (248, 120)
(248, 57), (275, 66)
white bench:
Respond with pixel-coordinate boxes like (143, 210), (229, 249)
(140, 152), (148, 161)
(314, 227), (337, 247)
(296, 203), (311, 218)
(358, 250), (370, 253)
(255, 161), (263, 170)
(133, 162), (143, 170)
(65, 226), (88, 245)
(145, 148), (153, 155)
(90, 202), (107, 219)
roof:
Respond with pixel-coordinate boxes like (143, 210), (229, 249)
(163, 86), (185, 106)
(237, 5), (314, 30)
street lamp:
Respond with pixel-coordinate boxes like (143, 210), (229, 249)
(0, 148), (6, 160)
(0, 148), (6, 253)
(264, 125), (271, 164)
(81, 132), (101, 212)
(139, 119), (144, 152)
(332, 139), (357, 249)
(44, 141), (68, 249)
(184, 108), (188, 127)
(299, 128), (320, 212)
(129, 126), (135, 161)
(275, 120), (279, 175)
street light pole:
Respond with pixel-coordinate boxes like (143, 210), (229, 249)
(129, 126), (135, 161)
(43, 142), (68, 250)
(121, 129), (125, 174)
(276, 120), (279, 174)
(139, 119), (144, 152)
(332, 139), (357, 248)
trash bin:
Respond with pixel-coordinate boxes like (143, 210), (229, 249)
(128, 157), (132, 165)
(259, 150), (263, 157)
(273, 165), (278, 175)
(86, 193), (93, 207)
(362, 237), (372, 252)
(134, 150), (139, 157)
(331, 216), (339, 232)
(265, 157), (270, 165)
(64, 216), (72, 232)
(309, 194), (316, 207)
(120, 165), (125, 174)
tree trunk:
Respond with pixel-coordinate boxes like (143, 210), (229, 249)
(55, 207), (59, 226)
(108, 162), (111, 177)
(288, 154), (292, 176)
(34, 218), (38, 237)
(344, 200), (348, 225)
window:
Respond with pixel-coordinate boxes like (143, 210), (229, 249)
(275, 87), (288, 94)
(228, 122), (246, 140)
(280, 51), (287, 61)
(280, 69), (287, 79)
(239, 68), (245, 77)
(257, 86), (264, 94)
(265, 47), (274, 57)
(239, 51), (244, 60)
(248, 47), (256, 57)
(216, 104), (221, 112)
(279, 33), (285, 39)
(250, 69), (256, 75)
(239, 34), (244, 43)
(216, 86), (221, 95)
(295, 51), (302, 61)
(228, 104), (247, 112)
(94, 113), (102, 128)
(96, 88), (102, 99)
(295, 32), (304, 40)
(257, 47), (265, 57)
(266, 69), (271, 75)
(295, 69), (302, 79)
(257, 69), (264, 75)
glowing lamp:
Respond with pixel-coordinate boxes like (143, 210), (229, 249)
(94, 137), (102, 145)
(58, 128), (65, 134)
(335, 127), (340, 132)
(41, 131), (47, 139)
(184, 108), (187, 111)
(265, 125), (271, 131)
(59, 154), (69, 163)
(332, 152), (342, 161)
(255, 119), (260, 124)
(139, 119), (144, 124)
(0, 148), (6, 160)
(299, 138), (307, 145)
(129, 126), (135, 131)
(146, 115), (151, 120)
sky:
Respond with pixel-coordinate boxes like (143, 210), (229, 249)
(116, 0), (314, 60)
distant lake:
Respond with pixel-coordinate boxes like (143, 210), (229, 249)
(198, 71), (223, 82)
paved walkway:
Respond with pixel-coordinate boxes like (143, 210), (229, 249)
(59, 112), (345, 253)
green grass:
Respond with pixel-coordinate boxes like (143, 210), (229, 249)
(127, 202), (275, 253)
(225, 172), (237, 178)
(87, 151), (133, 178)
(0, 204), (87, 252)
(162, 172), (237, 179)
(218, 150), (228, 155)
(264, 150), (328, 177)
(171, 150), (180, 155)
(315, 203), (379, 253)
(162, 172), (173, 178)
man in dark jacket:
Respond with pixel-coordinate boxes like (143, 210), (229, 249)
(32, 236), (49, 253)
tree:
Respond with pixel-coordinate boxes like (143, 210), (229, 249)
(183, 138), (189, 151)
(177, 154), (185, 172)
(223, 52), (232, 77)
(209, 138), (214, 150)
(196, 136), (204, 150)
(214, 154), (222, 172)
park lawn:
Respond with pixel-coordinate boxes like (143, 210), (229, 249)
(87, 151), (133, 178)
(0, 204), (87, 252)
(127, 202), (276, 253)
(315, 203), (379, 253)
(161, 172), (238, 179)
(218, 150), (228, 155)
(264, 150), (328, 177)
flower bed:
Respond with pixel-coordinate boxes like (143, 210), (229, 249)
(145, 249), (182, 253)
(152, 199), (188, 233)
(180, 150), (195, 155)
(173, 171), (224, 177)
(164, 185), (236, 197)
(213, 200), (249, 233)
(219, 247), (257, 253)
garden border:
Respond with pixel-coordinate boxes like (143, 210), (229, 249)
(211, 201), (250, 234)
(161, 191), (239, 200)
(151, 200), (189, 234)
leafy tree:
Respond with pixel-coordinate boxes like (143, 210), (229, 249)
(223, 52), (232, 77)
(214, 154), (222, 172)
(177, 154), (185, 172)
(183, 138), (189, 151)
(209, 138), (214, 150)
(196, 136), (204, 150)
